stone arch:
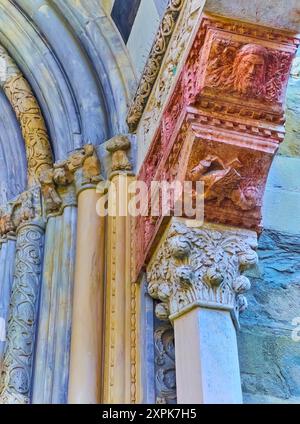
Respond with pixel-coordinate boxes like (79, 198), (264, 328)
(0, 46), (53, 188)
(0, 0), (136, 161)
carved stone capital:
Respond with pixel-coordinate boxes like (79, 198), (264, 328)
(147, 219), (258, 326)
(106, 135), (133, 178)
(0, 187), (44, 239)
(0, 46), (53, 187)
(39, 144), (102, 215)
(67, 144), (103, 194)
(39, 162), (75, 216)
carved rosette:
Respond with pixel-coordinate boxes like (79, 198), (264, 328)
(147, 220), (258, 325)
(0, 188), (45, 404)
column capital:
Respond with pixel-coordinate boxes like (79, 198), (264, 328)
(106, 135), (133, 179)
(67, 144), (103, 195)
(39, 144), (103, 215)
(0, 187), (45, 239)
(147, 219), (258, 327)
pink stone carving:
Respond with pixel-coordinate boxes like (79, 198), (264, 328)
(134, 14), (300, 279)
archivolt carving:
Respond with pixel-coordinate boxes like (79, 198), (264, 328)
(0, 46), (53, 186)
(127, 0), (185, 131)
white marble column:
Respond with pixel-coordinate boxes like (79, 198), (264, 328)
(147, 218), (258, 404)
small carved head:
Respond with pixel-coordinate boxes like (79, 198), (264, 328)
(233, 44), (267, 96)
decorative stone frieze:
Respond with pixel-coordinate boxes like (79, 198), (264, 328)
(147, 219), (258, 326)
(0, 187), (45, 404)
(135, 14), (300, 277)
(127, 0), (186, 132)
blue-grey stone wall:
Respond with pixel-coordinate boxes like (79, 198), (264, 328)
(239, 230), (300, 403)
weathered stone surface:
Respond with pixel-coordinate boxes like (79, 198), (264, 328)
(281, 52), (300, 157)
(205, 0), (300, 32)
(239, 229), (300, 403)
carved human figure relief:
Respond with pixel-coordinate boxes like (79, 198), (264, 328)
(206, 40), (293, 102)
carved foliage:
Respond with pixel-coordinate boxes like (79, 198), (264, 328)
(147, 221), (258, 323)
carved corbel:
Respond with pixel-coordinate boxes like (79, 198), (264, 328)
(135, 15), (299, 277)
(147, 219), (258, 326)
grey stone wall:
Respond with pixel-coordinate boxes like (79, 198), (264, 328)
(239, 230), (300, 403)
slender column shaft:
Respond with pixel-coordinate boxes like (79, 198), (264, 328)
(68, 188), (105, 404)
(174, 307), (243, 404)
(104, 174), (127, 403)
(32, 207), (77, 404)
(103, 135), (136, 404)
(0, 239), (16, 366)
(0, 223), (44, 404)
(147, 219), (258, 405)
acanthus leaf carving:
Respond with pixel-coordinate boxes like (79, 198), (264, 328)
(147, 220), (258, 325)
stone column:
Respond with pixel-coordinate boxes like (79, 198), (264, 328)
(0, 207), (16, 367)
(103, 135), (137, 404)
(32, 161), (77, 404)
(0, 188), (45, 404)
(147, 218), (258, 404)
(67, 145), (105, 404)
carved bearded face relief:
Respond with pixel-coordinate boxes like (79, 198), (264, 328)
(233, 44), (267, 96)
